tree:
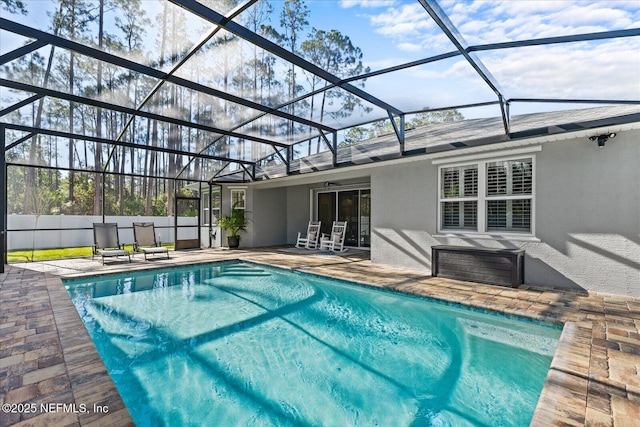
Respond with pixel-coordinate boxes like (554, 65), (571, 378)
(51, 0), (94, 214)
(0, 0), (26, 14)
(2, 50), (49, 214)
(342, 109), (465, 145)
(93, 0), (105, 215)
(408, 109), (464, 127)
(279, 0), (309, 136)
(301, 28), (371, 152)
(112, 0), (148, 213)
(241, 0), (278, 162)
(342, 126), (368, 146)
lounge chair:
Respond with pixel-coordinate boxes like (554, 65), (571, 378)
(295, 221), (322, 249)
(133, 222), (169, 260)
(92, 223), (131, 264)
(319, 221), (348, 252)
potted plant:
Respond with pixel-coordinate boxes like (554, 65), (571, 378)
(215, 202), (247, 249)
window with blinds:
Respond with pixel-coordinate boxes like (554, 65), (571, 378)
(487, 159), (532, 196)
(439, 157), (534, 234)
(486, 159), (532, 232)
(440, 165), (478, 230)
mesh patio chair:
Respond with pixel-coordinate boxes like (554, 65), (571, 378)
(93, 223), (131, 264)
(133, 222), (169, 260)
(295, 221), (322, 249)
(319, 221), (348, 253)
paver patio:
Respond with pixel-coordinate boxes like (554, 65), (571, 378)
(1, 248), (639, 426)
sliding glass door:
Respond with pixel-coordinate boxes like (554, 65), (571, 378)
(317, 192), (336, 237)
(316, 188), (370, 248)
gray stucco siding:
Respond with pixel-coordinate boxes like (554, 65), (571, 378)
(252, 187), (288, 247)
(369, 129), (640, 297)
(528, 131), (639, 295)
(286, 186), (311, 243)
(370, 161), (439, 271)
(221, 128), (639, 296)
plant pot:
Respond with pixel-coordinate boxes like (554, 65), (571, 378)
(227, 235), (240, 249)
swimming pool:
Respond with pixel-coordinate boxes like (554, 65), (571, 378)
(65, 261), (560, 426)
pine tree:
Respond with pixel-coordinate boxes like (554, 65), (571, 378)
(279, 0), (309, 139)
(51, 0), (94, 214)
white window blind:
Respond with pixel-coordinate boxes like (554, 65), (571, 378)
(439, 157), (534, 234)
(486, 159), (533, 232)
(440, 165), (478, 231)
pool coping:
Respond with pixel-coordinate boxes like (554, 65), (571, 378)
(2, 249), (639, 426)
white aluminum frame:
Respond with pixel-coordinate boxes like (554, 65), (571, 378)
(437, 154), (537, 238)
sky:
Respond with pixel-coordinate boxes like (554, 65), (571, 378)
(329, 0), (640, 117)
(2, 0), (639, 122)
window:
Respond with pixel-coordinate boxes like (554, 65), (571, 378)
(440, 165), (478, 231)
(439, 157), (534, 234)
(230, 189), (246, 210)
(486, 159), (533, 232)
(202, 188), (221, 226)
(202, 196), (210, 226)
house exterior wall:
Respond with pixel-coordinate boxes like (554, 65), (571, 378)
(370, 161), (439, 271)
(252, 187), (288, 247)
(219, 185), (252, 248)
(235, 175), (371, 248)
(371, 129), (640, 297)
(219, 184), (304, 248)
(217, 128), (638, 296)
(286, 186), (311, 243)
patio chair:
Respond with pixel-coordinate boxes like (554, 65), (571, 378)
(133, 222), (169, 260)
(295, 221), (322, 249)
(92, 223), (131, 264)
(319, 221), (348, 253)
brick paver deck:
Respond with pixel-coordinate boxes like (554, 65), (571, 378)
(1, 248), (639, 426)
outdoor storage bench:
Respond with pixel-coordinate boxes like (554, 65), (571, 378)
(431, 245), (525, 288)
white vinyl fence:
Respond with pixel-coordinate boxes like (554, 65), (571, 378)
(7, 215), (199, 250)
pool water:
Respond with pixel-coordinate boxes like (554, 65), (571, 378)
(65, 261), (560, 426)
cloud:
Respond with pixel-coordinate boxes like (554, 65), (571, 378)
(339, 0), (397, 9)
(361, 0), (639, 102)
(446, 1), (638, 44)
(335, 1), (639, 117)
(396, 42), (422, 52)
(366, 1), (639, 49)
(368, 3), (435, 37)
(478, 39), (640, 100)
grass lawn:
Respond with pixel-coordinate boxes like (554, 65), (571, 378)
(8, 244), (174, 262)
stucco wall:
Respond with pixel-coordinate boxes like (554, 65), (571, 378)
(217, 129), (638, 296)
(218, 185), (252, 248)
(252, 187), (288, 247)
(219, 184), (309, 248)
(370, 129), (640, 297)
(370, 161), (439, 271)
(286, 186), (311, 243)
(528, 130), (640, 295)
(237, 175), (371, 248)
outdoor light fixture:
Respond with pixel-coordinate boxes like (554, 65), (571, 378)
(588, 133), (616, 148)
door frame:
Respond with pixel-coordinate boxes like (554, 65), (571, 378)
(311, 184), (371, 249)
(174, 195), (201, 250)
